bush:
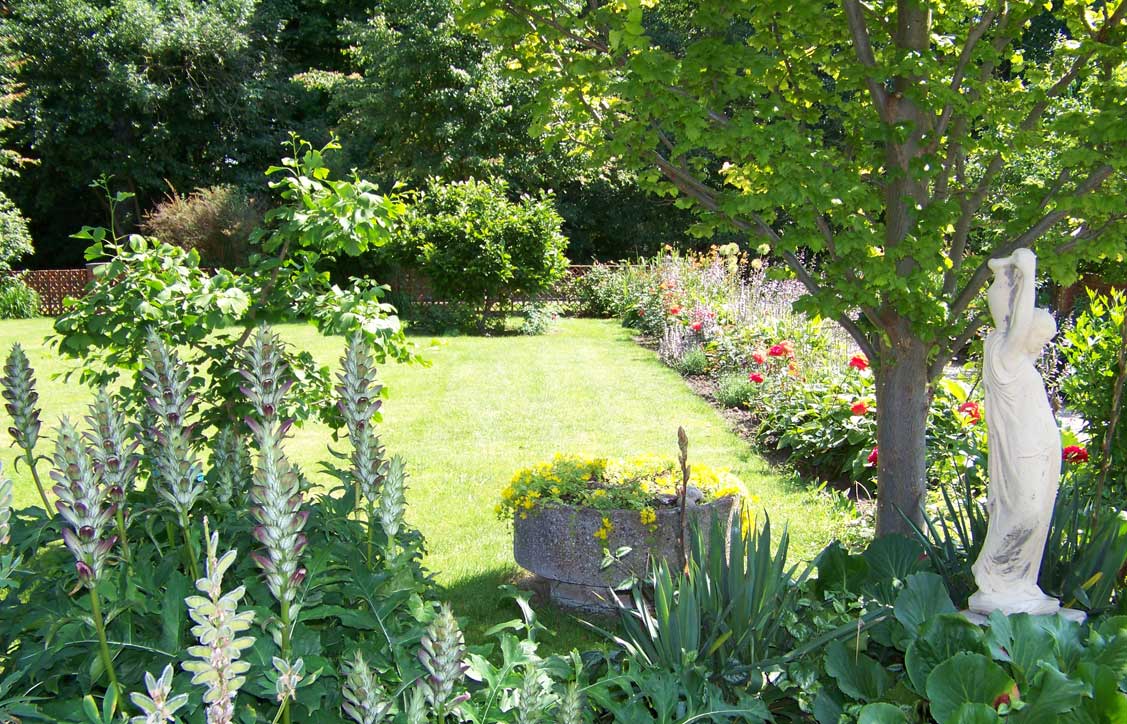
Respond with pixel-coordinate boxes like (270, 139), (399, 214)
(518, 302), (559, 336)
(142, 184), (261, 268)
(0, 190), (33, 273)
(402, 178), (569, 330)
(567, 263), (620, 317)
(1060, 288), (1127, 506)
(675, 347), (709, 375)
(0, 275), (39, 319)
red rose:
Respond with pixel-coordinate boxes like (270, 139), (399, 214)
(669, 306), (681, 315)
(1063, 445), (1089, 463)
(867, 447), (879, 465)
(691, 322), (703, 332)
(752, 350), (766, 365)
(849, 354), (869, 371)
(851, 401), (868, 416)
(638, 309), (645, 317)
(958, 401), (981, 424)
(749, 372), (764, 384)
(768, 344), (786, 357)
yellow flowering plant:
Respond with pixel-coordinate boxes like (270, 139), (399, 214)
(496, 454), (748, 525)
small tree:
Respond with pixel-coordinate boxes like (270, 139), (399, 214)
(468, 0), (1127, 534)
(405, 177), (569, 329)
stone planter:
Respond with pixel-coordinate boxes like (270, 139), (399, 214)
(513, 496), (737, 611)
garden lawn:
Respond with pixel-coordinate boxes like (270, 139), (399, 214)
(1, 317), (852, 649)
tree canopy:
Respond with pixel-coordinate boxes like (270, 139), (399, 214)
(466, 0), (1127, 533)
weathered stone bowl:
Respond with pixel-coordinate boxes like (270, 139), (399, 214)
(513, 496), (737, 611)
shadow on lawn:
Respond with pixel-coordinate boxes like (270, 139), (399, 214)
(439, 564), (611, 654)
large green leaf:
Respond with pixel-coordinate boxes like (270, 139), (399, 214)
(1008, 661), (1089, 724)
(824, 640), (891, 703)
(947, 703), (1002, 724)
(894, 572), (956, 636)
(858, 702), (908, 724)
(814, 541), (869, 596)
(905, 614), (988, 695)
(925, 652), (1014, 724)
(863, 535), (926, 603)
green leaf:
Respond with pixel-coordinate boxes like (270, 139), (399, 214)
(894, 572), (956, 635)
(815, 540), (870, 596)
(83, 241), (105, 261)
(1009, 661), (1089, 724)
(925, 653), (1014, 724)
(947, 703), (1002, 724)
(825, 640), (891, 703)
(859, 702), (908, 724)
(905, 614), (988, 695)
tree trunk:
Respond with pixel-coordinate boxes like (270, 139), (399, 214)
(874, 329), (930, 536)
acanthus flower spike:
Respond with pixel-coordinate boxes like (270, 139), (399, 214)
(51, 418), (115, 588)
(2, 343), (49, 509)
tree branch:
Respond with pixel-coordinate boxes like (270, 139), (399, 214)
(946, 164), (1116, 325)
(842, 0), (892, 124)
(930, 311), (986, 380)
(931, 6), (999, 146)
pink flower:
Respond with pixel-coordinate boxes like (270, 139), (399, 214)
(752, 350), (766, 365)
(849, 354), (869, 371)
(691, 322), (703, 332)
(1063, 445), (1089, 463)
(867, 447), (879, 465)
(768, 344), (786, 357)
(958, 401), (981, 425)
(749, 372), (764, 384)
(851, 401), (868, 416)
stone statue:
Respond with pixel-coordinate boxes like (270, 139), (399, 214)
(968, 248), (1073, 619)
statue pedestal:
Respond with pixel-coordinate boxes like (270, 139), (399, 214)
(961, 607), (1087, 626)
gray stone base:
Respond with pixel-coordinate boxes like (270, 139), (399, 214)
(961, 607), (1087, 626)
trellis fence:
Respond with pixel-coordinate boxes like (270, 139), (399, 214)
(11, 265), (605, 317)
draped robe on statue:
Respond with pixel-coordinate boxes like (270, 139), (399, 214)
(968, 331), (1061, 614)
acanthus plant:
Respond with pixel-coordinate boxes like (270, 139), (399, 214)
(2, 343), (48, 510)
(336, 333), (387, 553)
(139, 331), (204, 579)
(209, 424), (252, 508)
(240, 325), (306, 724)
(85, 386), (139, 564)
(50, 418), (121, 700)
(183, 518), (255, 724)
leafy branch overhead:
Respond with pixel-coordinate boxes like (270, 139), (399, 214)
(52, 138), (420, 432)
(467, 0), (1127, 372)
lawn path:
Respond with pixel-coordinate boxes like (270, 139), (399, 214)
(0, 317), (850, 646)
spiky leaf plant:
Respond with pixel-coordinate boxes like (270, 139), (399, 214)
(183, 519), (255, 724)
(2, 343), (48, 509)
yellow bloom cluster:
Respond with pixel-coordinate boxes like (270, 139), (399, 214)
(496, 453), (753, 523)
(593, 516), (613, 542)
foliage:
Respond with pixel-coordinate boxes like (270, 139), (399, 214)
(141, 185), (262, 269)
(909, 458), (1127, 615)
(399, 177), (569, 328)
(468, 0), (1127, 536)
(1060, 288), (1127, 506)
(1, 0), (307, 267)
(0, 329), (436, 722)
(518, 303), (560, 336)
(0, 191), (32, 273)
(324, 0), (695, 263)
(498, 453), (747, 522)
(814, 569), (1127, 723)
(565, 263), (621, 318)
(53, 140), (416, 432)
(0, 275), (39, 319)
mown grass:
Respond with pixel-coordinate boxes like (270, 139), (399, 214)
(0, 317), (853, 650)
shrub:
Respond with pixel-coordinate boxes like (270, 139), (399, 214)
(1060, 288), (1127, 507)
(142, 184), (261, 268)
(518, 302), (559, 336)
(567, 263), (620, 317)
(0, 191), (33, 273)
(0, 275), (39, 319)
(401, 177), (569, 330)
(675, 347), (709, 375)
